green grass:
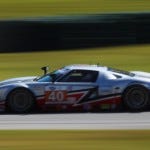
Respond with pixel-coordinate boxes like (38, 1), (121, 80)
(0, 130), (149, 150)
(0, 0), (150, 19)
(0, 44), (149, 80)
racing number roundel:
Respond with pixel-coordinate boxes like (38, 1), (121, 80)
(45, 91), (67, 103)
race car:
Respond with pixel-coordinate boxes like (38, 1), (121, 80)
(0, 64), (150, 113)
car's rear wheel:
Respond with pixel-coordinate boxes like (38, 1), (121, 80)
(123, 85), (150, 111)
(7, 88), (35, 113)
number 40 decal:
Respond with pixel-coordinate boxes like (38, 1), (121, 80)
(46, 91), (67, 102)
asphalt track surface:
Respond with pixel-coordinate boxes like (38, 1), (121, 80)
(0, 112), (150, 130)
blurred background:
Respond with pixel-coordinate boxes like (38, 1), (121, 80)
(0, 0), (149, 79)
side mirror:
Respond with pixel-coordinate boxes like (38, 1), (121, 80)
(41, 66), (49, 75)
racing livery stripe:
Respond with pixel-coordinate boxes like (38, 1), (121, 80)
(36, 95), (45, 98)
(92, 93), (121, 100)
(35, 87), (96, 99)
(36, 95), (45, 101)
(68, 87), (97, 93)
(35, 89), (121, 106)
(67, 90), (89, 103)
(75, 93), (121, 105)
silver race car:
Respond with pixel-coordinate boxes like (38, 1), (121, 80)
(0, 64), (150, 113)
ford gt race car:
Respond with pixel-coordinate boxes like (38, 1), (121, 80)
(0, 64), (150, 113)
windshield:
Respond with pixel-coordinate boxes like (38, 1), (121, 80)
(37, 72), (62, 82)
(37, 74), (52, 82)
(36, 68), (69, 82)
(108, 67), (135, 77)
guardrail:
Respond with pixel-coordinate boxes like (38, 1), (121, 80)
(0, 12), (149, 52)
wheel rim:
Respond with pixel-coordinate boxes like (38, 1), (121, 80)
(126, 87), (148, 109)
(9, 90), (33, 112)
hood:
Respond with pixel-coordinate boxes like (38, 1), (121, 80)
(131, 71), (150, 79)
(0, 76), (37, 86)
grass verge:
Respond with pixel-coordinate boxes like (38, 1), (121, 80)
(0, 130), (149, 150)
(0, 44), (149, 80)
(0, 0), (150, 19)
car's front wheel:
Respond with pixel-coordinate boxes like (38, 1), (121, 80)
(123, 85), (150, 111)
(7, 88), (35, 113)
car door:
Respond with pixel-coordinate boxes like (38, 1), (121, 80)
(44, 69), (99, 105)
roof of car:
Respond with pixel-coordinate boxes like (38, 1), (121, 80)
(64, 64), (108, 72)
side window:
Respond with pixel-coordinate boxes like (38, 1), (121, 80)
(58, 70), (98, 83)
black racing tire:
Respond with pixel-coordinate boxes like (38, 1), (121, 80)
(123, 85), (150, 111)
(7, 88), (35, 113)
